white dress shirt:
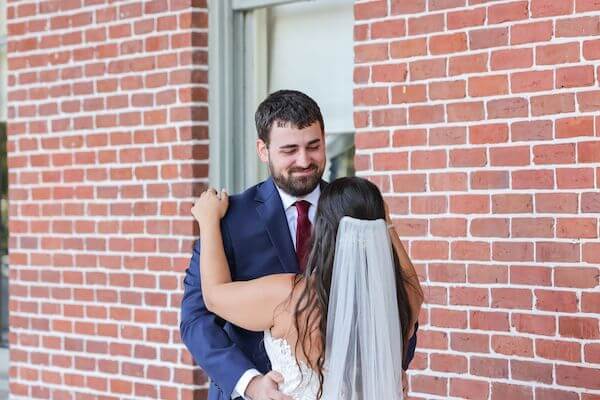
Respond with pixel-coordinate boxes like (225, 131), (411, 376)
(232, 183), (320, 399)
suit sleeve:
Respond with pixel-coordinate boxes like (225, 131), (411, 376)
(402, 322), (419, 370)
(180, 222), (257, 399)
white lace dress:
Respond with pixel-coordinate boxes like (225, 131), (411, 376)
(263, 330), (320, 400)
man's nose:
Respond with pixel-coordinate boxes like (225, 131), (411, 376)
(296, 150), (311, 168)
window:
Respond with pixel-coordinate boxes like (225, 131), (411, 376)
(209, 0), (354, 193)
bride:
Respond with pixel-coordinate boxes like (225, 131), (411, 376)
(191, 177), (423, 399)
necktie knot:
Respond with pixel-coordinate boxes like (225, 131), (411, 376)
(294, 200), (311, 216)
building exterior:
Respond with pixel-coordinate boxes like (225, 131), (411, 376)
(4, 0), (600, 399)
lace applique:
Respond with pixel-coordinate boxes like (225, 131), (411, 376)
(263, 331), (320, 400)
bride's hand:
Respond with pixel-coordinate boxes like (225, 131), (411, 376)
(191, 188), (229, 227)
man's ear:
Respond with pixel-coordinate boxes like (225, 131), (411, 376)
(256, 139), (269, 163)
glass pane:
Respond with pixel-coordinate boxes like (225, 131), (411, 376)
(267, 0), (354, 134)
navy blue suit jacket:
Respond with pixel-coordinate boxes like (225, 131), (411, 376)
(180, 177), (417, 400)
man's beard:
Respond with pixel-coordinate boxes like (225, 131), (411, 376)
(269, 162), (324, 197)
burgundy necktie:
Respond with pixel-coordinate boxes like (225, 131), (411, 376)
(294, 200), (312, 273)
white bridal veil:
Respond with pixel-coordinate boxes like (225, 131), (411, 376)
(322, 216), (403, 399)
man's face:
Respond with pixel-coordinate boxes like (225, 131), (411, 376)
(257, 121), (326, 197)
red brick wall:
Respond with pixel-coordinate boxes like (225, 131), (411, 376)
(7, 0), (208, 398)
(354, 0), (600, 398)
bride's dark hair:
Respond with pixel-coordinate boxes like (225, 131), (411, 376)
(290, 176), (413, 398)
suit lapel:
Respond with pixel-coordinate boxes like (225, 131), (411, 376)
(255, 178), (299, 273)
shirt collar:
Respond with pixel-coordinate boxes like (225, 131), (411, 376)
(275, 182), (321, 211)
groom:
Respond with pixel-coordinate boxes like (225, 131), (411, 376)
(180, 90), (418, 400)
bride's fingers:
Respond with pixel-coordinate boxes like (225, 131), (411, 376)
(266, 370), (284, 383)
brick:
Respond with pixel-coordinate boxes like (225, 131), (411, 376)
(448, 8), (486, 29)
(408, 14), (444, 35)
(556, 65), (595, 88)
(430, 172), (468, 191)
(391, 84), (427, 104)
(450, 287), (489, 306)
(531, 93), (575, 116)
(560, 316), (600, 339)
(511, 217), (554, 238)
(430, 126), (467, 145)
(489, 1), (529, 24)
(447, 101), (485, 122)
(430, 32), (467, 54)
(492, 241), (534, 262)
(582, 192), (600, 212)
(354, 87), (389, 106)
(533, 143), (575, 164)
(411, 149), (446, 169)
(468, 75), (508, 97)
(492, 335), (533, 357)
(511, 21), (554, 44)
(429, 0), (466, 10)
(451, 332), (490, 353)
(583, 242), (600, 264)
(390, 38), (427, 58)
(394, 218), (427, 236)
(431, 354), (468, 373)
(492, 194), (532, 213)
(409, 58), (447, 81)
(577, 91), (600, 112)
(391, 0), (426, 14)
(373, 152), (409, 171)
(451, 241), (490, 261)
(355, 43), (388, 63)
(449, 53), (489, 76)
(471, 357), (509, 378)
(510, 265), (552, 286)
(512, 169), (553, 189)
(471, 218), (509, 237)
(409, 105), (445, 124)
(511, 70), (553, 93)
(537, 339), (581, 362)
(487, 98), (528, 119)
(535, 193), (578, 213)
(392, 128), (427, 147)
(535, 289), (578, 312)
(536, 42), (580, 65)
(511, 313), (556, 335)
(536, 242), (580, 262)
(489, 146), (530, 166)
(355, 131), (389, 149)
(470, 171), (509, 189)
(392, 173), (427, 192)
(491, 48), (533, 70)
(371, 18), (406, 39)
(429, 80), (466, 100)
(411, 375), (447, 396)
(511, 360), (553, 384)
(372, 107), (407, 127)
(469, 28), (508, 50)
(511, 120), (553, 142)
(556, 167), (595, 189)
(468, 264), (508, 284)
(531, 0), (574, 17)
(583, 39), (600, 60)
(428, 263), (466, 283)
(557, 365), (600, 390)
(372, 63), (408, 82)
(556, 15), (600, 37)
(451, 194), (490, 214)
(354, 0), (387, 20)
(555, 267), (599, 288)
(450, 378), (489, 400)
(557, 218), (598, 238)
(577, 0), (600, 11)
(411, 195), (447, 214)
(450, 148), (486, 167)
(491, 288), (532, 309)
(578, 140), (600, 162)
(431, 218), (467, 236)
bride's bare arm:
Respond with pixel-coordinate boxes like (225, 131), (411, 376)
(192, 189), (295, 332)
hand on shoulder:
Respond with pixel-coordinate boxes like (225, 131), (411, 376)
(191, 188), (229, 228)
